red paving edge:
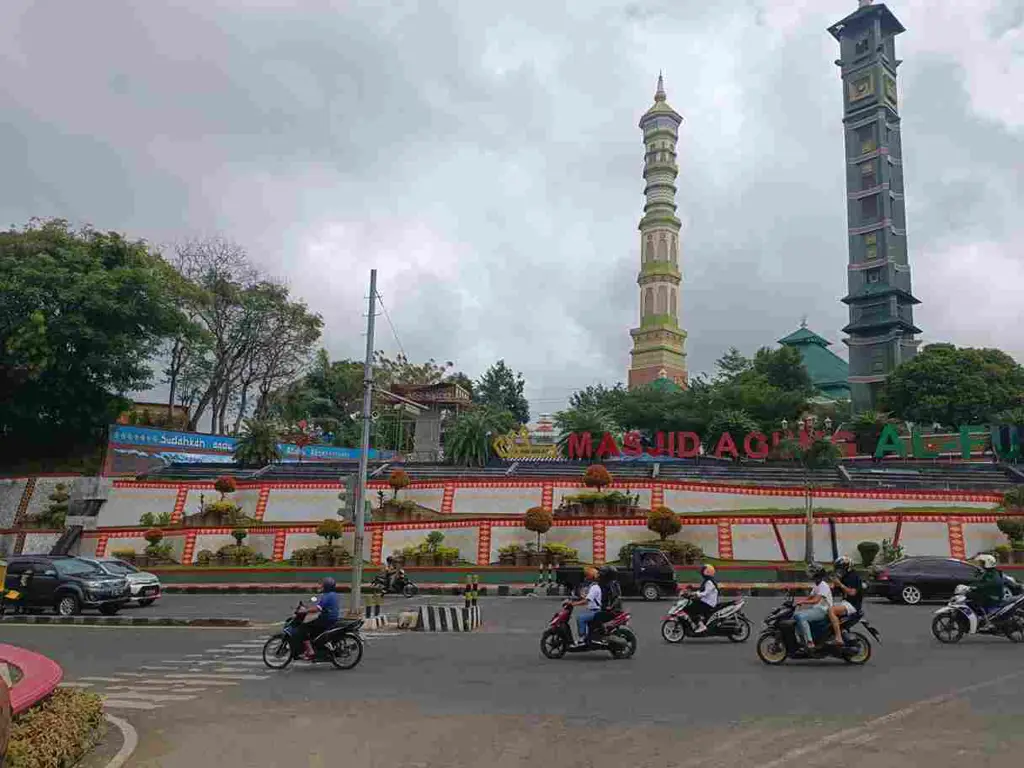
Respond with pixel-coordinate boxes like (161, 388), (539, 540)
(0, 643), (63, 715)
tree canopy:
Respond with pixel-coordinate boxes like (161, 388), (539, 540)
(0, 219), (187, 459)
(880, 344), (1024, 427)
(475, 359), (530, 424)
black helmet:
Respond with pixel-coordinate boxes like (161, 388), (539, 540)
(833, 555), (853, 573)
(321, 577), (337, 592)
(808, 564), (826, 581)
(598, 565), (618, 583)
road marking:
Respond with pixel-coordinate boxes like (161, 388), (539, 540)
(117, 672), (146, 677)
(162, 673), (269, 681)
(212, 666), (264, 673)
(81, 677), (128, 682)
(755, 668), (1024, 768)
(104, 713), (138, 768)
(139, 666), (180, 671)
(106, 684), (213, 692)
(60, 682), (94, 688)
(101, 691), (198, 702)
(102, 699), (163, 710)
(135, 678), (240, 686)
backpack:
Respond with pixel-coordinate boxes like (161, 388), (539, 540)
(601, 580), (622, 611)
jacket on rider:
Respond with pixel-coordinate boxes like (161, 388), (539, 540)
(970, 568), (1004, 609)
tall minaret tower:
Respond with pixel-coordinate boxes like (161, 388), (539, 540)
(829, 0), (921, 411)
(628, 74), (688, 390)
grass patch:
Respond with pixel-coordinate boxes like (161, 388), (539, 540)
(7, 688), (105, 768)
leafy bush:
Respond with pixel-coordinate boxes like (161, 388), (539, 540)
(542, 542), (579, 561)
(110, 548), (137, 560)
(195, 549), (215, 566)
(583, 464), (612, 490)
(1001, 487), (1024, 515)
(647, 506), (681, 541)
(425, 530), (445, 552)
(39, 483), (70, 529)
(994, 544), (1012, 563)
(7, 688), (105, 768)
(139, 511), (172, 527)
(857, 541), (881, 567)
(214, 475), (238, 497)
(316, 518), (344, 544)
(289, 545), (349, 566)
(996, 517), (1024, 545)
(880, 537), (905, 564)
(215, 543), (266, 565)
(388, 469), (411, 498)
(498, 544), (522, 555)
(202, 499), (246, 525)
(562, 490), (634, 506)
(618, 539), (704, 565)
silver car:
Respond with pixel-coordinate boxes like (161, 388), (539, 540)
(86, 558), (162, 607)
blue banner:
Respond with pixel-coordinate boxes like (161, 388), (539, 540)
(108, 425), (393, 462)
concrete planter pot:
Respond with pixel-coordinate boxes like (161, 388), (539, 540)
(498, 553), (516, 566)
(514, 552), (529, 567)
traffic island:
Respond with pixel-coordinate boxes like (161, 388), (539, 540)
(406, 604), (482, 632)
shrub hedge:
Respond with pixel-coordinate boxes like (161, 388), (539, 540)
(7, 688), (105, 768)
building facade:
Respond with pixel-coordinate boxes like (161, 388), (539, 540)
(628, 75), (688, 389)
(778, 324), (851, 402)
(829, 0), (921, 412)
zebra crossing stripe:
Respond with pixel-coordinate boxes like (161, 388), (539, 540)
(80, 677), (127, 682)
(101, 692), (198, 702)
(136, 678), (240, 685)
(60, 682), (94, 688)
(162, 673), (268, 681)
(102, 699), (162, 710)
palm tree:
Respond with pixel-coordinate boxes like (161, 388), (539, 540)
(444, 408), (513, 467)
(554, 407), (617, 457)
(233, 418), (282, 467)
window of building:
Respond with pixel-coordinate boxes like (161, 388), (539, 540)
(871, 345), (886, 372)
(860, 162), (876, 190)
(867, 268), (881, 284)
(857, 125), (876, 154)
(855, 36), (870, 56)
(860, 194), (879, 220)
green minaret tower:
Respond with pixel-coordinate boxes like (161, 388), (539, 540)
(829, 0), (921, 412)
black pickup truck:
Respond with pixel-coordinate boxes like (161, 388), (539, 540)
(554, 547), (678, 601)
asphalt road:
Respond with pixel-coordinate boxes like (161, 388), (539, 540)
(6, 596), (1024, 767)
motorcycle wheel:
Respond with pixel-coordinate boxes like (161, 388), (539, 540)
(728, 618), (753, 644)
(540, 628), (568, 659)
(262, 633), (294, 670)
(1005, 618), (1024, 644)
(661, 619), (686, 644)
(328, 633), (364, 670)
(610, 627), (637, 659)
(842, 632), (872, 665)
(931, 613), (965, 644)
(403, 583), (419, 598)
(756, 631), (788, 665)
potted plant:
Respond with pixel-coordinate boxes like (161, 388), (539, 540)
(388, 469), (411, 499)
(498, 544), (520, 566)
(646, 506), (681, 541)
(195, 549), (214, 566)
(514, 546), (530, 567)
(524, 506), (553, 553)
(583, 464), (612, 491)
(437, 545), (460, 566)
(214, 475), (238, 499)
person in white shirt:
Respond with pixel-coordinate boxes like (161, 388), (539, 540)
(686, 564), (720, 634)
(570, 566), (602, 646)
(794, 565), (833, 650)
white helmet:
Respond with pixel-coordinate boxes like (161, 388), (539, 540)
(976, 554), (997, 570)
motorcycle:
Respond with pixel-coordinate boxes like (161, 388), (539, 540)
(661, 592), (752, 643)
(262, 597), (365, 670)
(371, 570), (419, 597)
(755, 598), (880, 665)
(540, 601), (637, 660)
(931, 584), (1024, 644)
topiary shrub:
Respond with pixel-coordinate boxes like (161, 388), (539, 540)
(524, 506), (553, 549)
(110, 548), (137, 562)
(202, 499), (245, 526)
(231, 527), (248, 546)
(216, 543), (265, 566)
(6, 688), (105, 768)
(996, 517), (1024, 546)
(139, 511), (172, 527)
(618, 539), (704, 566)
(647, 506), (681, 540)
(195, 549), (215, 566)
(994, 544), (1012, 564)
(857, 541), (881, 567)
(583, 464), (612, 490)
(214, 475), (238, 498)
(388, 469), (411, 499)
(143, 528), (164, 548)
(316, 518), (344, 545)
(39, 483), (70, 529)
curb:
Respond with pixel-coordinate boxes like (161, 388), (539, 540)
(0, 615), (251, 627)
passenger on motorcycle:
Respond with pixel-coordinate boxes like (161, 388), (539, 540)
(969, 554), (1004, 623)
(794, 565), (833, 650)
(297, 577), (342, 660)
(597, 565), (622, 615)
(827, 556), (864, 646)
(382, 557), (398, 592)
(569, 566), (601, 647)
(686, 564), (719, 634)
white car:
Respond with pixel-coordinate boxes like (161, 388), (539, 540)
(87, 558), (162, 607)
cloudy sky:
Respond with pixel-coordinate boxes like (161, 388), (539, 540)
(2, 0), (1021, 417)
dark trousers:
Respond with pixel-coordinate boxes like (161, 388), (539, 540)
(295, 615), (333, 647)
(686, 601), (714, 624)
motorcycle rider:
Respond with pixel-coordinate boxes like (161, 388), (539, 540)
(794, 564), (833, 651)
(569, 566), (601, 647)
(686, 564), (719, 634)
(969, 554), (1004, 625)
(597, 565), (623, 615)
(296, 577), (342, 660)
(382, 556), (398, 592)
(827, 555), (864, 646)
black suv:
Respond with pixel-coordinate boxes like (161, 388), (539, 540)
(3, 555), (131, 616)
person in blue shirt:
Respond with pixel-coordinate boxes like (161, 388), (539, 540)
(298, 577), (341, 660)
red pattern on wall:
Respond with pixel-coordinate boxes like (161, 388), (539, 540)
(254, 486), (271, 522)
(170, 487), (189, 524)
(441, 484), (455, 515)
(181, 531), (197, 564)
(541, 484), (553, 512)
(651, 485), (665, 508)
(947, 519), (966, 559)
(13, 478), (36, 527)
(370, 528), (384, 566)
(717, 521), (734, 559)
(94, 534), (109, 557)
(477, 521), (492, 566)
(593, 521), (607, 564)
(272, 530), (287, 562)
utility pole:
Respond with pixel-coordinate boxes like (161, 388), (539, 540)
(349, 269), (377, 617)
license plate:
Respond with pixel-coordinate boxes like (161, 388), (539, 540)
(142, 586), (159, 595)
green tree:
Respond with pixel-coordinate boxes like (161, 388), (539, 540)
(233, 418), (282, 467)
(41, 482), (70, 529)
(524, 506), (553, 549)
(0, 219), (187, 459)
(749, 345), (813, 393)
(316, 518), (344, 545)
(880, 344), (1024, 427)
(373, 351), (452, 388)
(647, 507), (682, 541)
(445, 371), (476, 399)
(554, 407), (619, 456)
(702, 410), (760, 458)
(444, 408), (515, 467)
(714, 347), (751, 382)
(568, 383), (628, 414)
(475, 360), (530, 425)
(268, 350), (364, 447)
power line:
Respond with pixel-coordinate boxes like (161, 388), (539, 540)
(374, 290), (407, 360)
